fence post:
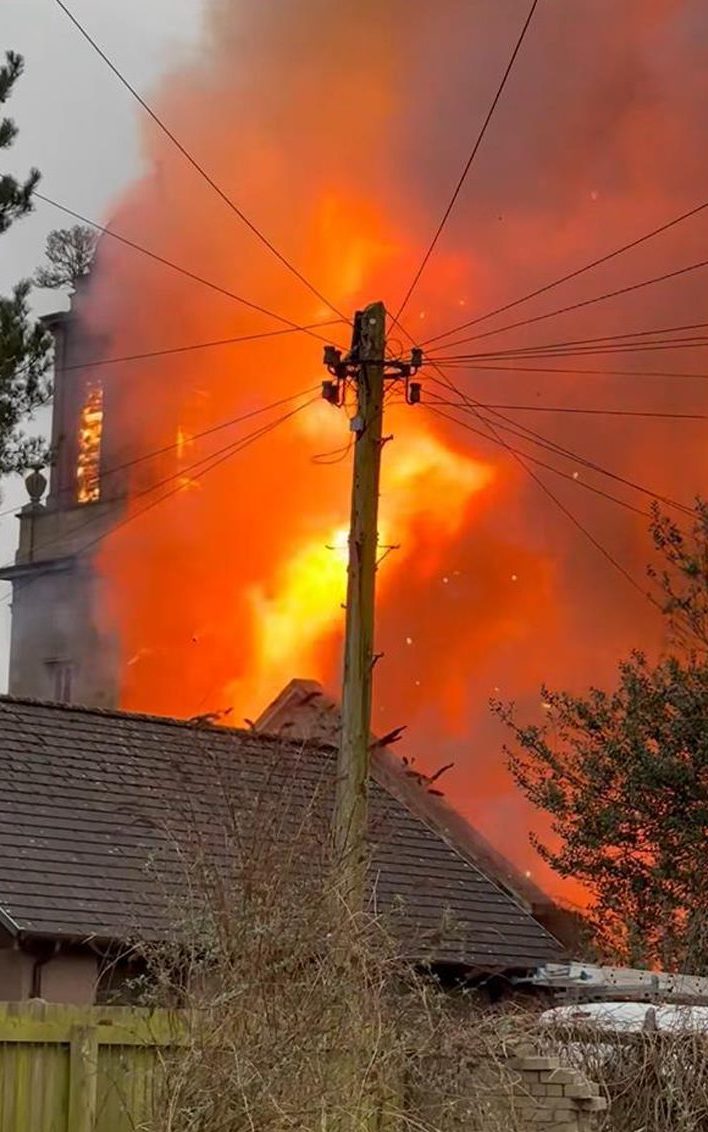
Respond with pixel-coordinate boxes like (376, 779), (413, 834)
(67, 1025), (98, 1132)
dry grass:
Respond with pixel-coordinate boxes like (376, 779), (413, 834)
(544, 1020), (708, 1131)
(126, 739), (707, 1131)
(127, 742), (533, 1132)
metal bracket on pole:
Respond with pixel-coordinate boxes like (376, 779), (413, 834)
(321, 324), (424, 411)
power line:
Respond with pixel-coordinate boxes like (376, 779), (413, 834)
(87, 387), (321, 493)
(56, 325), (343, 376)
(427, 376), (694, 516)
(0, 398), (318, 607)
(387, 306), (490, 408)
(426, 252), (708, 354)
(433, 337), (708, 363)
(432, 377), (694, 515)
(311, 436), (354, 465)
(431, 360), (708, 382)
(84, 399), (320, 555)
(408, 308), (691, 616)
(0, 388), (318, 520)
(427, 398), (708, 421)
(35, 194), (347, 348)
(422, 197), (708, 349)
(385, 310), (663, 608)
(424, 402), (655, 605)
(388, 313), (667, 597)
(424, 403), (649, 516)
(428, 318), (708, 360)
(389, 314), (702, 505)
(394, 0), (539, 323)
(52, 0), (349, 325)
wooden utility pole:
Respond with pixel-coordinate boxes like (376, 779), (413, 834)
(322, 304), (422, 911)
(334, 301), (386, 907)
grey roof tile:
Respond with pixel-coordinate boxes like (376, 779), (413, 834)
(0, 697), (563, 970)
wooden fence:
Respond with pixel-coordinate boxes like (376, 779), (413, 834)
(0, 1000), (607, 1132)
(0, 1001), (182, 1132)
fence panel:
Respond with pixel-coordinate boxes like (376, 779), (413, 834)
(0, 1002), (181, 1132)
(0, 1001), (609, 1132)
(96, 1045), (163, 1132)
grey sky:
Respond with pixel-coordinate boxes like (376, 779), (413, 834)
(1, 0), (205, 686)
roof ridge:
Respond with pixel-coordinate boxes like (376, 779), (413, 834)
(0, 694), (338, 753)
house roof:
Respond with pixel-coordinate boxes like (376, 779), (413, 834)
(256, 679), (555, 914)
(0, 696), (563, 971)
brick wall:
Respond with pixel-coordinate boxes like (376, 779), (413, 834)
(407, 1041), (606, 1131)
(507, 1048), (606, 1131)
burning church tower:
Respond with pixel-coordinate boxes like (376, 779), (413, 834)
(0, 276), (123, 706)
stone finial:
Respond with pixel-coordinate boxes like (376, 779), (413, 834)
(24, 468), (47, 509)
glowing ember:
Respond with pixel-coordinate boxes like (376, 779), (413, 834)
(76, 381), (104, 505)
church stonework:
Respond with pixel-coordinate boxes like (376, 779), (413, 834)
(0, 278), (122, 707)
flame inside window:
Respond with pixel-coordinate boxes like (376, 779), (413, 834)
(76, 381), (104, 504)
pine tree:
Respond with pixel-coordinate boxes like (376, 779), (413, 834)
(35, 225), (97, 291)
(0, 53), (40, 234)
(0, 51), (51, 475)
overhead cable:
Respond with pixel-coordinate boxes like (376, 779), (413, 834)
(35, 194), (346, 348)
(394, 0), (539, 323)
(52, 0), (350, 324)
(423, 197), (708, 348)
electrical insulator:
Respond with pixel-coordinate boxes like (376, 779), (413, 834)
(323, 345), (342, 373)
(408, 381), (422, 405)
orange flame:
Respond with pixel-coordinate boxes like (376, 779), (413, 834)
(76, 381), (104, 505)
(225, 410), (494, 716)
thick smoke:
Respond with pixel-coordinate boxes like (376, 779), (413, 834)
(84, 0), (708, 897)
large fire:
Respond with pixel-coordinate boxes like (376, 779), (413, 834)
(80, 0), (708, 899)
(225, 409), (494, 718)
